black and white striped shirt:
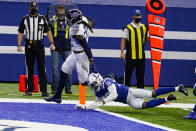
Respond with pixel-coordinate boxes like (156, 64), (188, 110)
(18, 14), (50, 41)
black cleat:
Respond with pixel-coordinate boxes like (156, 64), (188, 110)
(44, 96), (62, 104)
(65, 89), (72, 94)
(51, 91), (56, 94)
(42, 92), (49, 97)
(167, 94), (176, 101)
(178, 84), (188, 96)
(23, 91), (32, 96)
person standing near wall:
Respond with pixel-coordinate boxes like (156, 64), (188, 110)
(120, 9), (148, 88)
(17, 1), (55, 96)
(48, 4), (72, 94)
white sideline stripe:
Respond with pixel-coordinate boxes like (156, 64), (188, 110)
(0, 98), (194, 109)
(1, 26), (196, 40)
(0, 46), (196, 60)
(96, 109), (178, 131)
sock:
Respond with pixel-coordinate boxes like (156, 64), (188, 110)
(193, 104), (196, 113)
(82, 81), (88, 86)
(146, 98), (166, 108)
(54, 70), (68, 99)
(155, 87), (175, 96)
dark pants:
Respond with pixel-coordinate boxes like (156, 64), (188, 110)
(125, 59), (145, 88)
(51, 50), (72, 92)
(25, 42), (47, 93)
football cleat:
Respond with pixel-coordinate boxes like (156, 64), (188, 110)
(44, 96), (62, 104)
(23, 91), (32, 96)
(167, 94), (176, 101)
(178, 84), (188, 96)
(42, 92), (49, 97)
(184, 111), (196, 119)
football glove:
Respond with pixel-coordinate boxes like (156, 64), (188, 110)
(75, 104), (86, 110)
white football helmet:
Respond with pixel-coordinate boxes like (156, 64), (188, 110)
(88, 73), (103, 91)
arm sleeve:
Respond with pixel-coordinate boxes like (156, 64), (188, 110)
(43, 16), (51, 33)
(103, 84), (118, 103)
(122, 28), (129, 39)
(18, 17), (26, 33)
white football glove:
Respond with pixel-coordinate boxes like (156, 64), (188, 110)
(75, 104), (86, 110)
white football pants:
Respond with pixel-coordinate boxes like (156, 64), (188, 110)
(61, 52), (89, 84)
(126, 88), (153, 109)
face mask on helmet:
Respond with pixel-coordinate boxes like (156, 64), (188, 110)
(67, 9), (82, 25)
(88, 73), (103, 92)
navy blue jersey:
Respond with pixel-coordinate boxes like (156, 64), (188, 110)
(95, 78), (129, 103)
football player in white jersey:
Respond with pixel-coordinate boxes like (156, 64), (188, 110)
(45, 9), (95, 103)
(75, 72), (188, 110)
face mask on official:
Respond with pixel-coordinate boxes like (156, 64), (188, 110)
(133, 17), (141, 23)
(29, 1), (38, 15)
(30, 8), (38, 15)
(56, 7), (66, 21)
(57, 13), (65, 21)
(88, 73), (103, 92)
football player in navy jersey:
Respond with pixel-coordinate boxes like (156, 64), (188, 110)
(75, 73), (188, 110)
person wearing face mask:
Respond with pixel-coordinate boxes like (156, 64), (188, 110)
(17, 1), (55, 96)
(120, 9), (148, 89)
(48, 4), (72, 94)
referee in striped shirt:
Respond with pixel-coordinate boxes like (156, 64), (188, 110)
(120, 9), (148, 88)
(17, 1), (55, 96)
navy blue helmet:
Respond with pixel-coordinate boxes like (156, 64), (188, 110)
(67, 9), (82, 25)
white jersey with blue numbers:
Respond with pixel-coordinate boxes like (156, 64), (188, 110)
(95, 78), (129, 104)
(69, 16), (90, 52)
(84, 77), (153, 110)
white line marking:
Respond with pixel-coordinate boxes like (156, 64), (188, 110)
(150, 35), (164, 40)
(0, 120), (88, 131)
(95, 108), (178, 131)
(153, 60), (161, 64)
(1, 26), (196, 40)
(149, 23), (165, 29)
(0, 98), (194, 108)
(152, 48), (163, 52)
(0, 46), (196, 60)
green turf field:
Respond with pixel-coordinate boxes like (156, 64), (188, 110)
(0, 82), (195, 130)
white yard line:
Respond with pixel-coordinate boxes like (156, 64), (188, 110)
(0, 98), (194, 109)
(95, 108), (178, 131)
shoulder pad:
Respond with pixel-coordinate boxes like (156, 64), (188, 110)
(103, 78), (114, 88)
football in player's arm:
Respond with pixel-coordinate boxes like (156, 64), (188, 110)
(75, 73), (188, 110)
